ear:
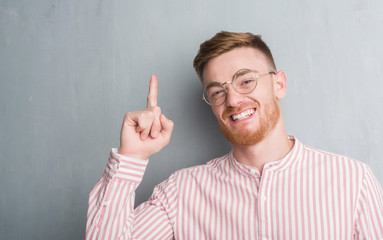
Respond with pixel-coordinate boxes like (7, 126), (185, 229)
(273, 70), (287, 100)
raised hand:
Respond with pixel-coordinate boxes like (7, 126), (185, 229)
(118, 75), (174, 160)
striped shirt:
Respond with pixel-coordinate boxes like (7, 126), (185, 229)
(85, 137), (383, 239)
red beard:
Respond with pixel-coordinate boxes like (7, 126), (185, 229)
(217, 99), (280, 146)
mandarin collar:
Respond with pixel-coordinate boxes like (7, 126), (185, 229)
(228, 136), (304, 177)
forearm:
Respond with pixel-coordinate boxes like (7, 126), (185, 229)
(85, 149), (148, 239)
(86, 75), (175, 239)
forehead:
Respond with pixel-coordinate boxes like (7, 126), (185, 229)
(202, 47), (270, 85)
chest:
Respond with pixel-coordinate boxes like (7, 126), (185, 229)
(174, 169), (357, 240)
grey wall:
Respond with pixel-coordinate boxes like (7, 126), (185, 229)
(1, 0), (382, 239)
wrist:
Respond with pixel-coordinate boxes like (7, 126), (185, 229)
(117, 148), (149, 160)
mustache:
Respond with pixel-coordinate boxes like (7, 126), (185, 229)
(222, 103), (259, 119)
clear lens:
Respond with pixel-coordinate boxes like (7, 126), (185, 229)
(202, 69), (268, 106)
(233, 70), (257, 94)
(203, 86), (226, 106)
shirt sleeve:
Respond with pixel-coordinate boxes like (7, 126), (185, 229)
(85, 149), (177, 240)
(354, 165), (383, 239)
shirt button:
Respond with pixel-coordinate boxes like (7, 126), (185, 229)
(262, 195), (267, 202)
(111, 163), (118, 171)
(250, 169), (257, 175)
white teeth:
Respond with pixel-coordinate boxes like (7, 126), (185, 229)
(231, 109), (255, 121)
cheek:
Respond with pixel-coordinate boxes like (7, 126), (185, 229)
(211, 106), (224, 120)
(257, 81), (275, 96)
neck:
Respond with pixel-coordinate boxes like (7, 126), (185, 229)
(231, 119), (294, 174)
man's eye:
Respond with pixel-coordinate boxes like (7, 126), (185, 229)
(241, 79), (255, 85)
(210, 89), (225, 98)
(238, 78), (256, 89)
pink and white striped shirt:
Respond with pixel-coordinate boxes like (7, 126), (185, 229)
(85, 137), (383, 239)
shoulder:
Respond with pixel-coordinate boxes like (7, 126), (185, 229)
(152, 153), (230, 194)
(302, 144), (370, 174)
(169, 153), (231, 179)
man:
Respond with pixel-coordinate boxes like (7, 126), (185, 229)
(85, 31), (383, 239)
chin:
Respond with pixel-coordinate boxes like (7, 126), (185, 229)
(218, 99), (281, 146)
(220, 123), (268, 146)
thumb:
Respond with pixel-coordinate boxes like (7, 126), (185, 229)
(160, 114), (174, 135)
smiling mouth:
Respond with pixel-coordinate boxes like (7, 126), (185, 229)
(230, 108), (256, 121)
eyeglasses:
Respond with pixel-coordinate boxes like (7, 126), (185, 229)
(202, 69), (276, 106)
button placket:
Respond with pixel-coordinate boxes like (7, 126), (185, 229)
(257, 170), (274, 239)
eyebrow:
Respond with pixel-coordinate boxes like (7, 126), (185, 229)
(203, 68), (261, 90)
(235, 70), (254, 78)
(204, 82), (224, 91)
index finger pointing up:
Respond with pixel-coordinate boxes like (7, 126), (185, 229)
(147, 75), (158, 108)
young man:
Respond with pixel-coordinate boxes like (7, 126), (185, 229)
(85, 31), (383, 239)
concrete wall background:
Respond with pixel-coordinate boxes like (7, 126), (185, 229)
(1, 0), (382, 239)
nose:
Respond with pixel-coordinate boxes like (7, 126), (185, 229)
(225, 85), (243, 107)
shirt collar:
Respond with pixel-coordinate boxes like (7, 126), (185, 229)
(228, 136), (304, 177)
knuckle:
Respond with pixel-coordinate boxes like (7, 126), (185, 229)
(124, 112), (131, 119)
(147, 111), (155, 119)
(152, 106), (161, 114)
(141, 110), (154, 119)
